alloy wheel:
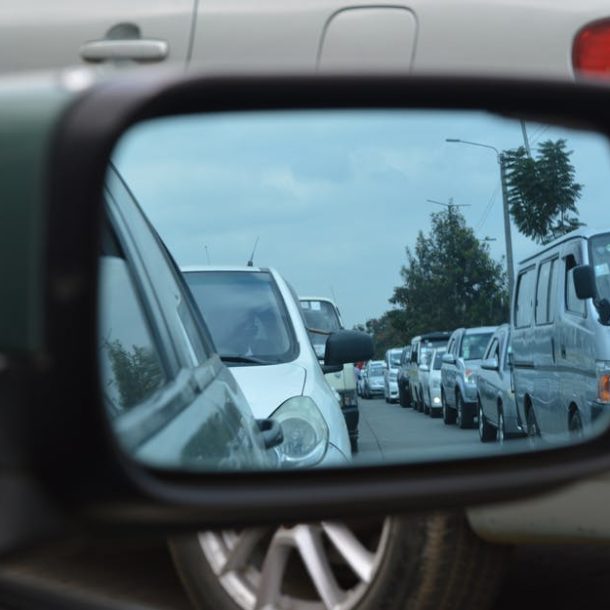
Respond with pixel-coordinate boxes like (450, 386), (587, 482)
(198, 518), (391, 610)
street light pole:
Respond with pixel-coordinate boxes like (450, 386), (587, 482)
(445, 138), (515, 295)
(498, 153), (515, 294)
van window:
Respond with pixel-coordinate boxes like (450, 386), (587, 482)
(548, 259), (558, 323)
(515, 268), (535, 327)
(535, 259), (557, 325)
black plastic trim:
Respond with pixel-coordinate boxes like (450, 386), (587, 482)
(37, 71), (610, 531)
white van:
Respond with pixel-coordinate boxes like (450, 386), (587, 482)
(511, 228), (610, 440)
(299, 297), (359, 452)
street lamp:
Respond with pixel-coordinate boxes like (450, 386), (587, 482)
(445, 138), (515, 295)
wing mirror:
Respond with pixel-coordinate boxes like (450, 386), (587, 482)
(7, 70), (610, 553)
(480, 357), (499, 371)
(324, 330), (374, 366)
(442, 353), (456, 365)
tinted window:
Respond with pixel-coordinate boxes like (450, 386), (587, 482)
(99, 256), (166, 417)
(515, 268), (535, 327)
(184, 271), (296, 364)
(300, 300), (342, 359)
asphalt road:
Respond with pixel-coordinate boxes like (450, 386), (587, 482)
(354, 396), (490, 464)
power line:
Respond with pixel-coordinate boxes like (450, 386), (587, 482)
(475, 185), (500, 232)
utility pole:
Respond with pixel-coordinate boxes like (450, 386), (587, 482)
(426, 198), (471, 215)
(499, 154), (515, 295)
(445, 138), (516, 296)
(520, 120), (532, 157)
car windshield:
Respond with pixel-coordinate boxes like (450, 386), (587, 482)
(459, 333), (493, 360)
(369, 366), (384, 377)
(590, 232), (610, 302)
(432, 351), (445, 370)
(301, 300), (342, 358)
(184, 270), (296, 364)
(390, 353), (401, 366)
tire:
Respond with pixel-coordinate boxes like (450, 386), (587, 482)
(478, 399), (496, 442)
(169, 512), (510, 610)
(526, 404), (539, 444)
(497, 408), (506, 443)
(569, 410), (584, 438)
(442, 391), (456, 425)
(456, 393), (473, 430)
(351, 437), (359, 453)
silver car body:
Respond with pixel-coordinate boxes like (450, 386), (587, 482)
(421, 348), (446, 414)
(383, 348), (402, 402)
(512, 228), (610, 439)
(475, 324), (522, 438)
(182, 265), (352, 466)
(441, 326), (497, 414)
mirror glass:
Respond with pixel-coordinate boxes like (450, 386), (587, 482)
(99, 108), (610, 472)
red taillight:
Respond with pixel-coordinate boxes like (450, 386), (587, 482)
(573, 19), (610, 78)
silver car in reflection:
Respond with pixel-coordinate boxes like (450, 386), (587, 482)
(441, 326), (497, 429)
(475, 324), (524, 442)
(182, 266), (352, 467)
(420, 348), (446, 417)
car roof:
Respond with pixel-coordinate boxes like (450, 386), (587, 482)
(464, 326), (498, 335)
(182, 264), (268, 273)
(299, 296), (336, 305)
(519, 226), (610, 265)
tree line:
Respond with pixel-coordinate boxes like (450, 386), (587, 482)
(359, 138), (584, 358)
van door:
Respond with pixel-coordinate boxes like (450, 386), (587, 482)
(532, 256), (560, 433)
(558, 244), (596, 435)
(511, 266), (536, 428)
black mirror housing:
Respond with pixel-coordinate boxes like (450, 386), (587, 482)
(573, 264), (597, 300)
(324, 330), (373, 366)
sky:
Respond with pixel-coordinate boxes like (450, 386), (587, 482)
(114, 110), (610, 329)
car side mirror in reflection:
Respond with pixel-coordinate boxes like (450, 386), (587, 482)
(442, 353), (456, 365)
(573, 264), (597, 300)
(324, 330), (374, 366)
(480, 357), (499, 371)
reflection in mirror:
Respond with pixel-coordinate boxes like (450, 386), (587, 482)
(100, 109), (610, 472)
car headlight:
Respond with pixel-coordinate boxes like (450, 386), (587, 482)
(464, 368), (476, 384)
(271, 396), (329, 468)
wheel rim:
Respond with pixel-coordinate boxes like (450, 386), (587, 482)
(497, 412), (504, 443)
(199, 518), (392, 610)
(456, 396), (462, 427)
(478, 403), (484, 438)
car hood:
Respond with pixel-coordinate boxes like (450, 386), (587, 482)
(230, 362), (307, 419)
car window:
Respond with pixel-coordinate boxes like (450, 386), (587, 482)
(98, 255), (167, 418)
(535, 259), (552, 325)
(590, 232), (610, 302)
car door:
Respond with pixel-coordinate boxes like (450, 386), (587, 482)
(0, 0), (195, 73)
(101, 164), (271, 470)
(479, 336), (500, 423)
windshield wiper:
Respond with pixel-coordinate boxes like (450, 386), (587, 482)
(221, 354), (275, 365)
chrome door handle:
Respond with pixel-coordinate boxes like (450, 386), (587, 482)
(80, 39), (169, 63)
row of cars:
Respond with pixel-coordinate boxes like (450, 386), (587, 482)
(361, 226), (610, 445)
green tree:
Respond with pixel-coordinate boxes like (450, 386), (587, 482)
(361, 311), (407, 359)
(504, 139), (584, 244)
(390, 208), (508, 339)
